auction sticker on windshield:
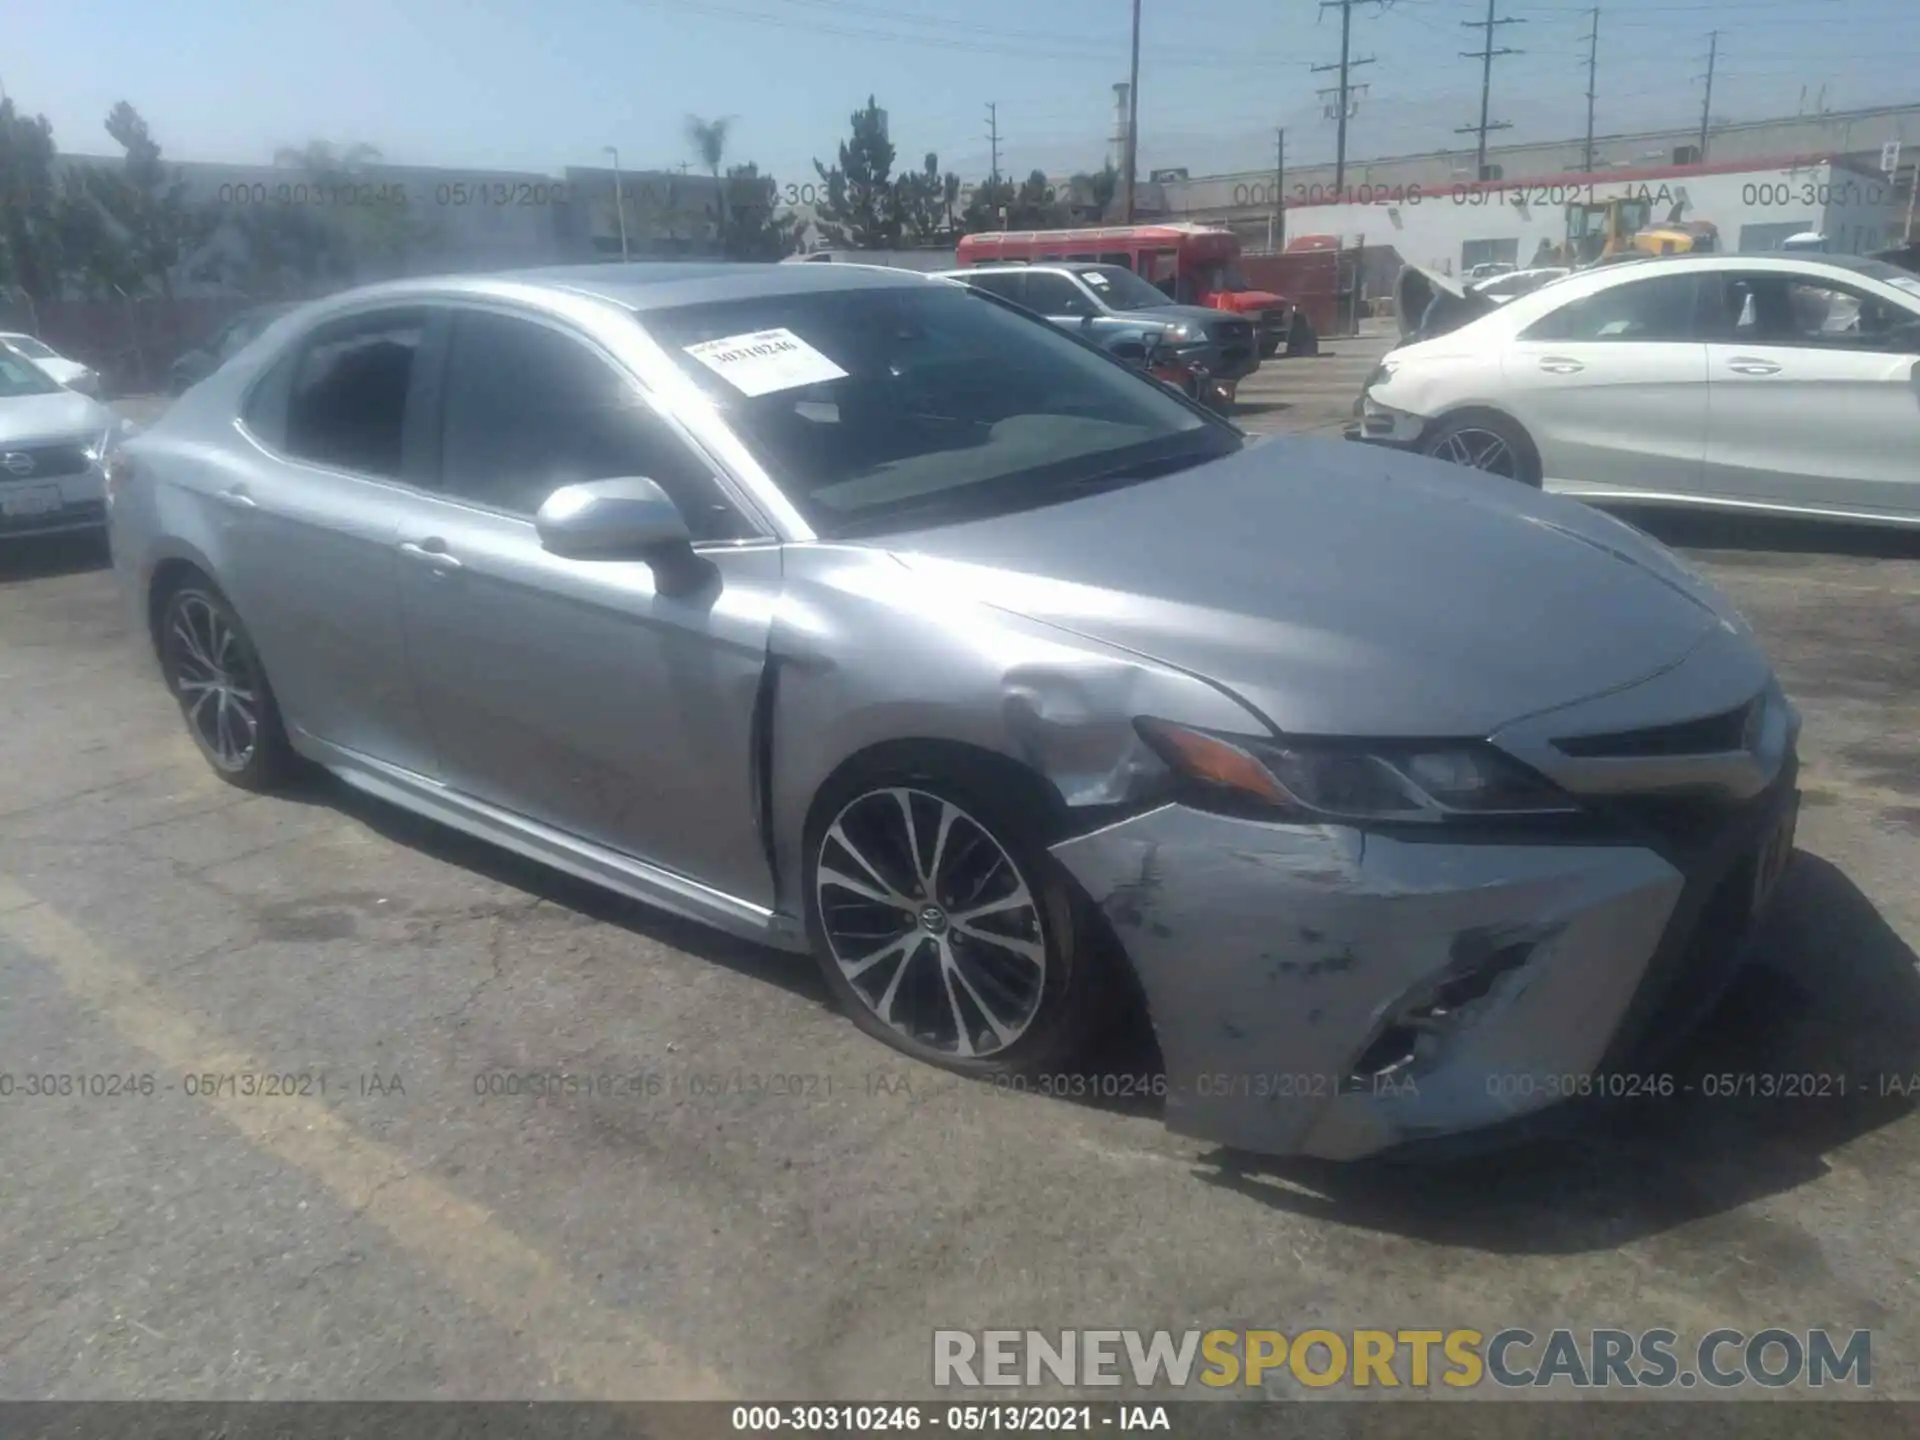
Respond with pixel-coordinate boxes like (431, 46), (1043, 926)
(684, 328), (848, 397)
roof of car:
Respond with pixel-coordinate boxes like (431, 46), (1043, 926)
(935, 263), (1088, 277)
(493, 260), (935, 311)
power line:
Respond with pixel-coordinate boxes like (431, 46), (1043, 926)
(1311, 0), (1378, 191)
(984, 102), (1000, 184)
(1458, 0), (1526, 178)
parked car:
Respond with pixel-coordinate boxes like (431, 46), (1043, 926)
(0, 332), (102, 396)
(112, 262), (1799, 1161)
(1, 340), (129, 538)
(1353, 253), (1920, 527)
(166, 303), (298, 395)
(1469, 266), (1572, 305)
(934, 262), (1258, 409)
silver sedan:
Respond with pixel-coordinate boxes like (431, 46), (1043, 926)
(107, 262), (1801, 1160)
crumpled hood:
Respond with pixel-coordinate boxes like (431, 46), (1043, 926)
(0, 389), (115, 447)
(887, 437), (1736, 738)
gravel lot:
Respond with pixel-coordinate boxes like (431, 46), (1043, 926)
(1, 357), (1916, 1407)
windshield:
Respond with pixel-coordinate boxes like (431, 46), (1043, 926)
(0, 335), (58, 360)
(644, 282), (1237, 539)
(1073, 265), (1176, 311)
(1194, 261), (1251, 293)
(0, 345), (63, 397)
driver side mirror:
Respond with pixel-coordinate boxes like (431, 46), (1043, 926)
(535, 478), (710, 591)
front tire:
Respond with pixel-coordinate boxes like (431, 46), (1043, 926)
(803, 762), (1105, 1078)
(1419, 412), (1542, 486)
(158, 583), (295, 791)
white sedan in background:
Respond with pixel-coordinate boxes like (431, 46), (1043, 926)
(1353, 253), (1920, 528)
(0, 333), (102, 396)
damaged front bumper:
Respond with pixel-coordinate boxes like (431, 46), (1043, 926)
(1050, 758), (1798, 1161)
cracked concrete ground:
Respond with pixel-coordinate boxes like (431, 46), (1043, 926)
(0, 370), (1917, 1408)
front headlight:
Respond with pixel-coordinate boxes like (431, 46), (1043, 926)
(1135, 718), (1577, 824)
(1163, 322), (1196, 342)
(1362, 359), (1398, 393)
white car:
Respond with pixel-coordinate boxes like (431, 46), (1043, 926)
(0, 332), (101, 396)
(1353, 253), (1920, 528)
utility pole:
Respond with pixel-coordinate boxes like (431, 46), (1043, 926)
(1697, 31), (1719, 162)
(1457, 0), (1524, 180)
(1273, 127), (1286, 253)
(1312, 0), (1375, 193)
(1122, 0), (1142, 222)
(602, 146), (629, 263)
(985, 102), (1001, 185)
(1581, 7), (1600, 173)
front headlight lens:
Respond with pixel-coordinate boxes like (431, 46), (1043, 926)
(1135, 718), (1576, 823)
(1164, 322), (1196, 341)
(1363, 360), (1398, 392)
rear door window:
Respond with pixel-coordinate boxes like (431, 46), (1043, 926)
(1518, 273), (1703, 343)
(1022, 272), (1098, 317)
(959, 272), (1025, 304)
(282, 310), (427, 478)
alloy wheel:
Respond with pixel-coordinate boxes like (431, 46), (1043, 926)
(1429, 427), (1517, 477)
(169, 594), (260, 773)
(815, 787), (1048, 1059)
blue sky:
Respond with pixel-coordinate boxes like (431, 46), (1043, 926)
(8, 0), (1914, 186)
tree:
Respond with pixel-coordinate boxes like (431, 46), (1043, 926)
(0, 99), (67, 310)
(1065, 163), (1120, 222)
(893, 151), (961, 248)
(271, 139), (439, 281)
(95, 102), (218, 305)
(686, 114), (733, 234)
(719, 163), (803, 260)
(812, 96), (898, 249)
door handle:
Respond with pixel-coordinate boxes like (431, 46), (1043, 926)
(1727, 358), (1782, 376)
(215, 486), (257, 510)
(1537, 357), (1585, 374)
(398, 538), (463, 572)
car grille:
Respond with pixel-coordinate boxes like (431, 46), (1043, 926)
(1600, 754), (1796, 1073)
(1215, 321), (1253, 343)
(0, 441), (92, 478)
(1218, 344), (1252, 368)
(1554, 698), (1757, 758)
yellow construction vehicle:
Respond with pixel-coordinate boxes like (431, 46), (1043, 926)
(1562, 197), (1719, 266)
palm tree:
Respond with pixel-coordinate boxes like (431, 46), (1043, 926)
(685, 114), (733, 247)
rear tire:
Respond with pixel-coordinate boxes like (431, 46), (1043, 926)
(1419, 411), (1542, 486)
(803, 756), (1109, 1079)
(157, 583), (295, 791)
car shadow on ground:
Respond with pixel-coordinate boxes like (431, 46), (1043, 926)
(1609, 505), (1920, 562)
(277, 767), (830, 1007)
(1186, 850), (1920, 1252)
(0, 533), (112, 584)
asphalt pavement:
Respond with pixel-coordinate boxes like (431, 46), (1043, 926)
(1, 355), (1918, 1404)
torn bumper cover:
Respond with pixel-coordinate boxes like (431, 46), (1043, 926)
(1049, 759), (1797, 1161)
